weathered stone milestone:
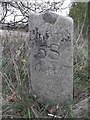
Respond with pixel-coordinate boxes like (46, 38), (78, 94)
(29, 11), (73, 104)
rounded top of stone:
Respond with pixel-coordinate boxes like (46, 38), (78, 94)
(58, 14), (73, 24)
(42, 11), (73, 24)
(29, 11), (73, 24)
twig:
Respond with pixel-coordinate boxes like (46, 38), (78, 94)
(2, 107), (10, 113)
(48, 113), (62, 118)
(31, 105), (40, 118)
(2, 114), (20, 118)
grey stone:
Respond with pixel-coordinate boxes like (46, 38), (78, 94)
(29, 11), (73, 104)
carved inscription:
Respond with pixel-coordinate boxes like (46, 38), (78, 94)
(61, 34), (71, 42)
(30, 27), (60, 60)
(30, 27), (71, 72)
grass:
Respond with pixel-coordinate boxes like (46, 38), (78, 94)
(1, 30), (89, 118)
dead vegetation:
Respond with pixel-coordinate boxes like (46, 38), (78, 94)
(0, 30), (89, 118)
